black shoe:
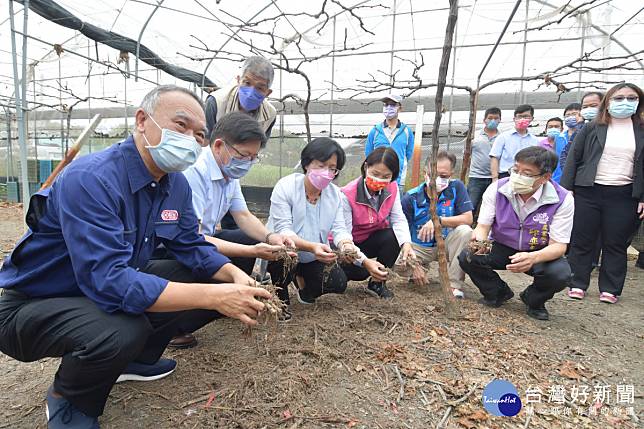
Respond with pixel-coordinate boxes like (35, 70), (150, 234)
(479, 287), (514, 308)
(520, 290), (550, 320)
(367, 281), (394, 299)
(526, 306), (549, 320)
(636, 253), (644, 269)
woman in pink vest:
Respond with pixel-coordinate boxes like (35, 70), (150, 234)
(341, 147), (416, 299)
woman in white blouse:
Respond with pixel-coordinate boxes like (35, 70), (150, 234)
(266, 138), (379, 319)
(562, 83), (644, 304)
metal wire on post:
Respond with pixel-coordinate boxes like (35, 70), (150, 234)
(329, 16), (336, 138)
(278, 58), (283, 179)
(446, 23), (458, 151)
(389, 0), (397, 85)
(135, 0), (165, 82)
(519, 0), (529, 104)
(8, 0), (30, 218)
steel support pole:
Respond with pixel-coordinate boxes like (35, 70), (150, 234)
(9, 0), (30, 214)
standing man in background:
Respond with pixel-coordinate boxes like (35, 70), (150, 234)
(205, 56), (277, 139)
(489, 104), (539, 181)
(468, 107), (501, 214)
(551, 102), (582, 183)
(365, 94), (414, 192)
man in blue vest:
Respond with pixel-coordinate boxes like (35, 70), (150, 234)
(365, 93), (414, 192)
(458, 146), (574, 320)
(401, 151), (473, 298)
(0, 85), (271, 428)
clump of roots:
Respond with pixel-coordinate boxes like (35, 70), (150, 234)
(322, 248), (360, 284)
(243, 282), (287, 337)
(390, 258), (429, 285)
(275, 246), (298, 279)
(256, 282), (287, 324)
(467, 239), (493, 256)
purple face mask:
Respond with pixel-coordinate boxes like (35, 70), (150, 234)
(306, 168), (335, 191)
(238, 85), (266, 111)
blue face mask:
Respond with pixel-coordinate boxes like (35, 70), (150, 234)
(486, 119), (499, 130)
(608, 100), (638, 119)
(143, 115), (202, 173)
(383, 105), (398, 119)
(564, 115), (579, 129)
(219, 143), (254, 179)
(546, 128), (561, 139)
(238, 85), (266, 111)
(580, 107), (599, 121)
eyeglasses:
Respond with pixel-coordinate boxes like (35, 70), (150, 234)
(311, 166), (340, 176)
(515, 114), (533, 120)
(225, 142), (259, 163)
(611, 95), (639, 103)
(510, 167), (542, 178)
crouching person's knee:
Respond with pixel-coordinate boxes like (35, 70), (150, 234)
(90, 314), (151, 365)
(543, 258), (572, 292)
(457, 248), (474, 272)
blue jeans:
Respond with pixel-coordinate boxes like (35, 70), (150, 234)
(467, 177), (492, 214)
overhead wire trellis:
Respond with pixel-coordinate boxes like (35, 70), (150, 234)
(0, 0), (643, 208)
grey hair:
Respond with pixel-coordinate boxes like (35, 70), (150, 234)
(139, 84), (204, 114)
(241, 56), (274, 88)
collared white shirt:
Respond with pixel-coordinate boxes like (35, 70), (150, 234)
(182, 147), (247, 236)
(478, 181), (574, 244)
(489, 129), (540, 173)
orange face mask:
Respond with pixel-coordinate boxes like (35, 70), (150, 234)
(365, 175), (389, 192)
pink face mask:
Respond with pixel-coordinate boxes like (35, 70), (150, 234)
(307, 168), (335, 190)
(515, 118), (531, 130)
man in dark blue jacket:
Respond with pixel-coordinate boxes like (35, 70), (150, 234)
(0, 85), (270, 428)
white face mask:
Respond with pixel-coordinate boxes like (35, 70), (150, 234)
(509, 170), (538, 194)
(427, 176), (450, 193)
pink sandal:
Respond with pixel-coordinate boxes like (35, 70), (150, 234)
(599, 292), (618, 304)
(567, 288), (585, 300)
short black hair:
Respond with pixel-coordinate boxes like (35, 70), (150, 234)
(211, 112), (268, 148)
(425, 150), (457, 170)
(545, 117), (563, 131)
(300, 137), (346, 173)
(515, 146), (558, 174)
(361, 147), (400, 181)
(581, 92), (604, 104)
(514, 104), (534, 117)
(563, 103), (582, 115)
(484, 107), (502, 119)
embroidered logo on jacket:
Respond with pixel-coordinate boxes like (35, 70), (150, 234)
(161, 210), (179, 221)
(532, 213), (549, 224)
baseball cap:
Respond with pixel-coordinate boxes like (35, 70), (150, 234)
(380, 93), (403, 104)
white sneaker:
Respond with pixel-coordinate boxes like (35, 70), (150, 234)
(451, 288), (464, 299)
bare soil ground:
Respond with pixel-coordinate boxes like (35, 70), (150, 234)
(0, 203), (642, 429)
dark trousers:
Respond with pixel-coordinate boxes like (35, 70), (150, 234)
(213, 228), (258, 275)
(343, 228), (401, 283)
(498, 171), (510, 179)
(268, 258), (347, 305)
(0, 260), (221, 418)
(458, 242), (571, 308)
(467, 177), (492, 216)
(219, 211), (238, 230)
(567, 184), (640, 295)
